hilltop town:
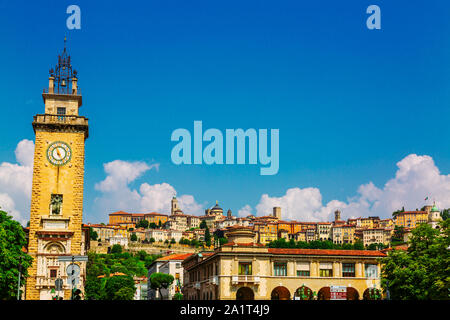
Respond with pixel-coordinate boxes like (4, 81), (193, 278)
(85, 196), (443, 252)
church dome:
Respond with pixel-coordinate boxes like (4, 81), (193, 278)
(431, 205), (439, 212)
(210, 201), (223, 214)
(211, 201), (222, 210)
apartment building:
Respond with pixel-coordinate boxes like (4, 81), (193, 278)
(182, 226), (385, 300)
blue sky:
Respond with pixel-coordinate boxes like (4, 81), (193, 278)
(0, 0), (449, 224)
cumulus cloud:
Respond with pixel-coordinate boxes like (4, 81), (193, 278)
(95, 160), (155, 192)
(94, 160), (204, 220)
(238, 204), (253, 217)
(0, 139), (34, 224)
(241, 154), (450, 221)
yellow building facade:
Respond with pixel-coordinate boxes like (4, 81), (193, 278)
(26, 42), (89, 300)
(394, 211), (428, 228)
(182, 227), (385, 300)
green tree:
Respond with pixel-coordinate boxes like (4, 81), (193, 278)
(391, 226), (405, 243)
(353, 240), (364, 250)
(170, 238), (176, 244)
(84, 277), (104, 300)
(149, 222), (157, 229)
(149, 272), (174, 300)
(0, 210), (33, 300)
(104, 275), (136, 300)
(219, 237), (228, 246)
(200, 220), (207, 229)
(392, 207), (405, 217)
(173, 292), (183, 300)
(114, 286), (136, 300)
(149, 237), (155, 244)
(110, 244), (123, 254)
(205, 227), (211, 246)
(441, 209), (449, 221)
(381, 220), (450, 300)
(89, 227), (98, 241)
(136, 220), (149, 229)
(367, 243), (386, 250)
(130, 234), (138, 242)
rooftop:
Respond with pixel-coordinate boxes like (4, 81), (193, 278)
(156, 253), (193, 261)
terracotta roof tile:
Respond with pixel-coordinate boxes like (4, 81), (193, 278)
(157, 253), (193, 261)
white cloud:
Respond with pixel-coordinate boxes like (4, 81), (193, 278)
(15, 139), (35, 167)
(0, 139), (34, 224)
(94, 160), (204, 221)
(95, 160), (156, 192)
(243, 154), (450, 221)
(238, 204), (253, 217)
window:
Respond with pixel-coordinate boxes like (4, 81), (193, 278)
(365, 264), (378, 279)
(297, 262), (310, 277)
(319, 262), (333, 277)
(273, 262), (287, 276)
(57, 107), (66, 121)
(50, 269), (57, 278)
(238, 262), (252, 275)
(342, 263), (355, 277)
(319, 269), (332, 277)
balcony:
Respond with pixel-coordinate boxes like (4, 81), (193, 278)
(33, 114), (88, 126)
(35, 276), (71, 289)
(231, 275), (260, 285)
(33, 114), (89, 138)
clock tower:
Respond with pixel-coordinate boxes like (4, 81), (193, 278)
(25, 39), (89, 300)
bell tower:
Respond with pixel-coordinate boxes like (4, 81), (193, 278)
(25, 39), (89, 300)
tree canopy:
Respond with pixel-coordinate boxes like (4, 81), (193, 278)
(136, 220), (149, 229)
(205, 227), (211, 246)
(89, 227), (98, 241)
(0, 210), (33, 300)
(267, 238), (368, 250)
(392, 207), (405, 217)
(149, 272), (174, 300)
(104, 274), (136, 300)
(381, 220), (449, 300)
(110, 244), (123, 254)
(85, 250), (160, 300)
(441, 208), (449, 221)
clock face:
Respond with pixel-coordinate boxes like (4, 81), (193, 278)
(47, 141), (72, 166)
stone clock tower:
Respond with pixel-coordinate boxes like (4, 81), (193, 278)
(25, 40), (89, 300)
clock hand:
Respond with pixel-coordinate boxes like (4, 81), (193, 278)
(56, 148), (62, 158)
